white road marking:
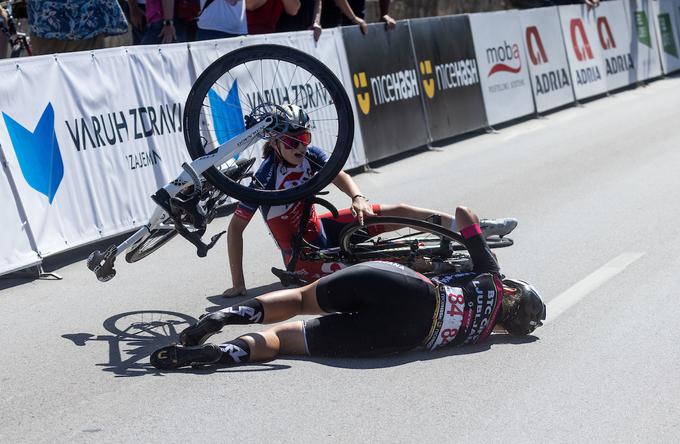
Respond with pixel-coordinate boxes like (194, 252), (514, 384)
(544, 252), (645, 324)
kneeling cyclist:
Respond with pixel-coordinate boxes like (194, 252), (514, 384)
(224, 104), (518, 296)
(151, 206), (545, 369)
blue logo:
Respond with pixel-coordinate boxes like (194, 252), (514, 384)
(208, 80), (245, 147)
(2, 103), (64, 204)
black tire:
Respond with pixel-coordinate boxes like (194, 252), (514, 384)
(125, 226), (178, 263)
(339, 217), (471, 269)
(184, 44), (354, 206)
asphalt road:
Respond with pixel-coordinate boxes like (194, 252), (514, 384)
(1, 75), (679, 443)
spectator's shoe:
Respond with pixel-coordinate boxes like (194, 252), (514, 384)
(479, 218), (518, 238)
(150, 344), (221, 370)
(180, 312), (226, 346)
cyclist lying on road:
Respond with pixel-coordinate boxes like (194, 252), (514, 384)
(224, 104), (517, 296)
(151, 205), (546, 369)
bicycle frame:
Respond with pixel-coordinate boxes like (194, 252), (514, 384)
(121, 115), (273, 258)
(87, 116), (273, 281)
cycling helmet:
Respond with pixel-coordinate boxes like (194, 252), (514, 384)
(500, 278), (546, 336)
(275, 104), (311, 134)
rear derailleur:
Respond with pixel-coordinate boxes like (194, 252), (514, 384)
(152, 163), (226, 257)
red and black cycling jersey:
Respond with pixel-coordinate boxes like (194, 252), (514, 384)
(303, 225), (505, 358)
(423, 226), (504, 350)
(234, 146), (329, 251)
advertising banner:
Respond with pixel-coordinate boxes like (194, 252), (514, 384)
(595, 0), (638, 91)
(650, 0), (680, 74)
(0, 144), (40, 276)
(558, 4), (608, 100)
(519, 7), (575, 113)
(409, 15), (487, 141)
(625, 0), (663, 80)
(469, 10), (535, 126)
(343, 22), (429, 163)
(0, 46), (194, 256)
(189, 30), (368, 170)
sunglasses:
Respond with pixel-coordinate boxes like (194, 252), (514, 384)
(279, 131), (312, 149)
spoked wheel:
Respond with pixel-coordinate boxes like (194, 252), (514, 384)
(184, 44), (354, 206)
(125, 224), (179, 263)
(339, 217), (472, 273)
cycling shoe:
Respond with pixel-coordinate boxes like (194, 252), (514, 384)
(150, 344), (221, 369)
(179, 312), (226, 346)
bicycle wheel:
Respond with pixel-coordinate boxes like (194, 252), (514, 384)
(125, 225), (179, 263)
(184, 44), (354, 206)
(339, 217), (471, 270)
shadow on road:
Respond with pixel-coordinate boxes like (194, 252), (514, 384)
(294, 334), (540, 370)
(62, 308), (539, 377)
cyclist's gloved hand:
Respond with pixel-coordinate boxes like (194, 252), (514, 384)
(351, 195), (374, 225)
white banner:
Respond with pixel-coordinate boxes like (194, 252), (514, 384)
(189, 30), (367, 171)
(625, 0), (663, 80)
(0, 45), (193, 256)
(0, 143), (40, 276)
(651, 0), (680, 73)
(558, 4), (608, 100)
(469, 10), (534, 126)
(595, 0), (638, 90)
(519, 7), (575, 113)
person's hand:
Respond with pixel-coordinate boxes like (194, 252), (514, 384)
(0, 6), (9, 23)
(355, 17), (368, 35)
(129, 5), (144, 30)
(158, 22), (176, 44)
(381, 14), (396, 30)
(222, 284), (247, 297)
(351, 196), (374, 225)
(584, 0), (600, 8)
(310, 21), (322, 41)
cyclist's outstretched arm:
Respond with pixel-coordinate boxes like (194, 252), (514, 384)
(455, 206), (500, 274)
(225, 214), (251, 297)
(332, 171), (374, 224)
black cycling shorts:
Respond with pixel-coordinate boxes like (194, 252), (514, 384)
(304, 261), (437, 357)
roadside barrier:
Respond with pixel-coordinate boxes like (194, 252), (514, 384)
(1, 0), (678, 277)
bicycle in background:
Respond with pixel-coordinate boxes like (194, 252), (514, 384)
(0, 0), (31, 58)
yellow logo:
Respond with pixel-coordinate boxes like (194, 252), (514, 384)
(353, 72), (370, 115)
(420, 60), (435, 99)
(157, 351), (167, 359)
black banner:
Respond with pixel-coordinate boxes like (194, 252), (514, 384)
(409, 16), (487, 141)
(342, 22), (429, 163)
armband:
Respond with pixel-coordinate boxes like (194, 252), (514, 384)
(162, 19), (174, 26)
(352, 194), (368, 201)
(461, 224), (482, 239)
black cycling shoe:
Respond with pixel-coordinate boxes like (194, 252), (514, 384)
(150, 344), (222, 370)
(179, 312), (226, 346)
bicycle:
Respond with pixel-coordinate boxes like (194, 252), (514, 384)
(87, 44), (354, 282)
(271, 197), (513, 287)
(0, 0), (31, 58)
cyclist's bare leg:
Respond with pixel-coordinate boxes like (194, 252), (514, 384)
(151, 321), (307, 369)
(179, 280), (326, 346)
(238, 321), (307, 361)
(256, 280), (326, 323)
(376, 203), (454, 228)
